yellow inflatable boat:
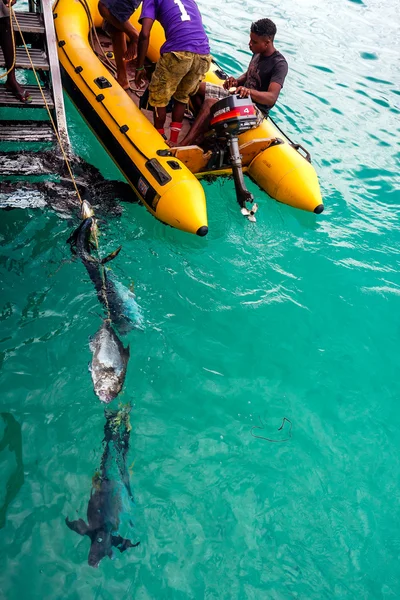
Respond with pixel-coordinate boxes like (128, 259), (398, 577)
(54, 0), (324, 235)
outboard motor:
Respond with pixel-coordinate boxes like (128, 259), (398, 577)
(209, 95), (259, 210)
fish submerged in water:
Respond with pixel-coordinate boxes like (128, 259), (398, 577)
(108, 272), (144, 330)
(90, 320), (130, 403)
(66, 407), (140, 567)
(67, 217), (137, 335)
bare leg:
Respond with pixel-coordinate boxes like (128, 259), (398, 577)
(111, 30), (128, 88)
(98, 3), (138, 61)
(154, 106), (167, 131)
(189, 81), (206, 113)
(0, 17), (30, 101)
(171, 100), (186, 124)
(179, 97), (217, 147)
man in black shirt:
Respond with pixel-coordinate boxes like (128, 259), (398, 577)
(177, 18), (288, 146)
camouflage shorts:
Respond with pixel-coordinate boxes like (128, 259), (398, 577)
(204, 82), (230, 100)
(148, 51), (212, 107)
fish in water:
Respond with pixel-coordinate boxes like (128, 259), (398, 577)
(80, 199), (95, 220)
(67, 217), (134, 334)
(66, 407), (140, 567)
(108, 272), (144, 330)
(90, 320), (130, 403)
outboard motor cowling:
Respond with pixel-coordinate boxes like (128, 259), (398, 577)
(209, 95), (259, 210)
(209, 95), (259, 136)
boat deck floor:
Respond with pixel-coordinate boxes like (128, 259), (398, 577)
(92, 30), (192, 143)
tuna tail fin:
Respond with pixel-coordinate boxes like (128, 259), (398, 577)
(65, 517), (89, 536)
(101, 246), (122, 265)
(111, 534), (140, 553)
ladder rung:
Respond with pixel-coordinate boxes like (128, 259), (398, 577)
(0, 121), (55, 142)
(0, 47), (49, 70)
(0, 84), (54, 109)
(11, 11), (45, 34)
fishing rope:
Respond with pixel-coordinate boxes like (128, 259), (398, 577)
(78, 0), (118, 74)
(10, 8), (112, 321)
(251, 416), (292, 443)
(78, 0), (142, 94)
(11, 7), (83, 205)
(0, 8), (16, 79)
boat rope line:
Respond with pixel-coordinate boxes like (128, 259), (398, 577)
(77, 0), (143, 96)
(0, 8), (16, 79)
(250, 416), (293, 443)
(268, 115), (293, 145)
(54, 0), (151, 162)
(10, 7), (84, 206)
(57, 41), (149, 162)
(80, 0), (119, 77)
(75, 0), (115, 73)
(10, 8), (112, 322)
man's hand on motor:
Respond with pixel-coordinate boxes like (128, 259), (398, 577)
(235, 86), (251, 98)
(223, 76), (238, 90)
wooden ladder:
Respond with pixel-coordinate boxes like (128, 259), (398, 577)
(0, 0), (69, 153)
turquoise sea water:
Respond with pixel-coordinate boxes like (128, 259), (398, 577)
(1, 0), (400, 597)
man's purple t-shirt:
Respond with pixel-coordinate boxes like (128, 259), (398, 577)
(139, 0), (210, 55)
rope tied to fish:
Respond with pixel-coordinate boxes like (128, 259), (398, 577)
(7, 9), (112, 320)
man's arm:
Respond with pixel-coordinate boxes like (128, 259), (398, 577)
(135, 17), (154, 86)
(236, 81), (282, 107)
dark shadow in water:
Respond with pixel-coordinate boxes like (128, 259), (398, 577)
(0, 151), (139, 218)
(65, 407), (140, 568)
(0, 413), (24, 529)
(251, 415), (293, 443)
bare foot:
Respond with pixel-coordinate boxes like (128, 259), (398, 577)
(117, 77), (130, 90)
(166, 140), (180, 148)
(5, 80), (32, 103)
(124, 40), (137, 62)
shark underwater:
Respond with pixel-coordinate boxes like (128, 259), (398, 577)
(67, 216), (137, 335)
(66, 407), (140, 567)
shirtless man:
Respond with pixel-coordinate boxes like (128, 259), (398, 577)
(179, 18), (288, 146)
(0, 0), (31, 103)
(98, 0), (140, 90)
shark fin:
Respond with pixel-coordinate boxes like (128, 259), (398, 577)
(65, 517), (89, 536)
(111, 534), (140, 553)
(101, 246), (122, 265)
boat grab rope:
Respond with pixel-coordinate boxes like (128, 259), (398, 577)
(77, 0), (143, 94)
(55, 0), (150, 161)
(10, 8), (112, 321)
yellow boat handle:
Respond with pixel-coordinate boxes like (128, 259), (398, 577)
(291, 143), (312, 163)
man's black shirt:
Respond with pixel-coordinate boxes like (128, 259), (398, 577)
(245, 50), (288, 116)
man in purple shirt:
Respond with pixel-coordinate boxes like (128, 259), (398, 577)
(134, 0), (211, 143)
